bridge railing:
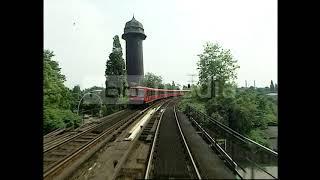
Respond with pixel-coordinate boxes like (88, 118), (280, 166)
(184, 105), (278, 179)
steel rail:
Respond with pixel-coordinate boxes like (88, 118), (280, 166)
(109, 99), (169, 180)
(43, 109), (147, 179)
(43, 109), (133, 152)
(144, 100), (171, 179)
(174, 105), (202, 179)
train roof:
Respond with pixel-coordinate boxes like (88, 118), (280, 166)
(130, 86), (190, 92)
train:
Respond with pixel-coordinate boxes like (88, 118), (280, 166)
(129, 86), (190, 105)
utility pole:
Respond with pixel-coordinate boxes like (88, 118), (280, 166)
(245, 80), (247, 88)
(254, 80), (256, 89)
(187, 74), (197, 85)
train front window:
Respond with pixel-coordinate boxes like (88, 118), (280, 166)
(138, 89), (145, 97)
(129, 89), (137, 96)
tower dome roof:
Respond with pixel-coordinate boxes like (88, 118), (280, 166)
(123, 16), (146, 39)
(125, 16), (144, 29)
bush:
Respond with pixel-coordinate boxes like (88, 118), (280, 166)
(205, 96), (235, 122)
(248, 129), (270, 147)
(265, 113), (277, 126)
(43, 107), (81, 135)
(229, 104), (254, 135)
(43, 108), (65, 134)
(60, 110), (81, 128)
(179, 85), (278, 139)
(178, 97), (192, 112)
(101, 105), (114, 116)
(178, 97), (206, 114)
(210, 112), (228, 126)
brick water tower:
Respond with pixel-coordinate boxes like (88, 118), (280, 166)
(122, 16), (147, 87)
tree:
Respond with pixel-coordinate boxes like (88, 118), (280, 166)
(270, 80), (275, 92)
(83, 86), (104, 94)
(105, 35), (126, 98)
(142, 72), (164, 88)
(197, 42), (240, 97)
(44, 50), (71, 109)
(70, 85), (82, 112)
(164, 83), (173, 90)
(43, 50), (81, 134)
(72, 85), (81, 96)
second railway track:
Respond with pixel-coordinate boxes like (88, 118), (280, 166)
(43, 104), (159, 180)
(145, 100), (201, 179)
(43, 109), (131, 152)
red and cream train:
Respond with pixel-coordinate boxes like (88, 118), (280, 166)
(129, 86), (189, 104)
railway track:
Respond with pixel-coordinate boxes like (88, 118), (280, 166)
(43, 109), (128, 150)
(110, 99), (172, 180)
(43, 106), (153, 180)
(145, 100), (201, 179)
(44, 128), (67, 140)
(43, 109), (133, 152)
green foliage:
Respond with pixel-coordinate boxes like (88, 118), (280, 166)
(197, 42), (240, 96)
(210, 112), (228, 126)
(206, 96), (235, 126)
(43, 107), (81, 134)
(105, 35), (126, 98)
(229, 100), (256, 134)
(105, 35), (125, 76)
(248, 129), (269, 147)
(72, 85), (81, 94)
(178, 88), (206, 114)
(163, 83), (176, 90)
(70, 85), (82, 112)
(83, 86), (104, 93)
(230, 89), (277, 131)
(142, 72), (164, 88)
(43, 107), (65, 131)
(44, 50), (73, 109)
(43, 50), (81, 134)
(77, 87), (106, 116)
(171, 81), (179, 89)
(81, 103), (101, 116)
(223, 83), (237, 98)
(141, 72), (180, 90)
(180, 84), (277, 144)
(178, 42), (276, 146)
(82, 86), (104, 103)
(101, 105), (113, 116)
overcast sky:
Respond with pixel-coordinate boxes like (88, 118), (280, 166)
(44, 0), (277, 89)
